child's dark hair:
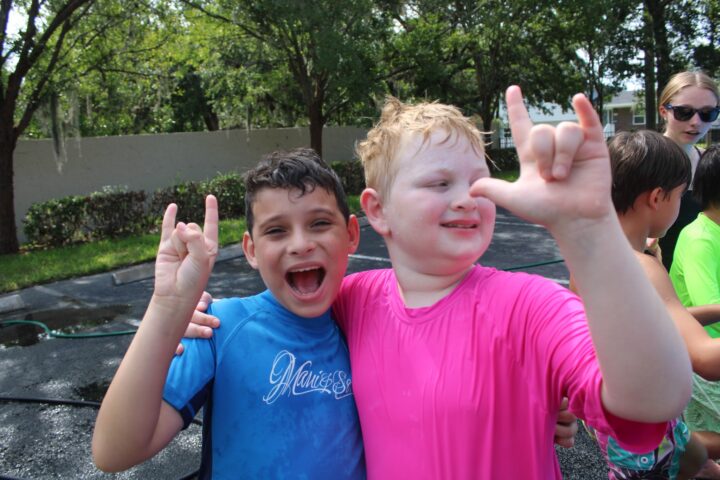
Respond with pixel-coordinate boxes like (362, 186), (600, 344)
(244, 148), (350, 235)
(694, 145), (720, 210)
(609, 130), (691, 214)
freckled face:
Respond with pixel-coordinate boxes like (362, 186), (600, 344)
(661, 86), (719, 147)
(243, 187), (359, 318)
(381, 132), (496, 276)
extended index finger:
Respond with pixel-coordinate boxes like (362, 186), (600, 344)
(506, 85), (534, 151)
(203, 195), (219, 254)
(571, 93), (604, 143)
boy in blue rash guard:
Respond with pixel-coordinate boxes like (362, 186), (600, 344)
(92, 148), (365, 479)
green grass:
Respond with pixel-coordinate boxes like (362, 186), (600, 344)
(0, 195), (367, 294)
(0, 218), (245, 293)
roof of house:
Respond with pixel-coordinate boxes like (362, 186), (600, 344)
(606, 90), (638, 108)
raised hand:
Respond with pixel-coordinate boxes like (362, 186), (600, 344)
(471, 85), (613, 232)
(154, 195), (219, 310)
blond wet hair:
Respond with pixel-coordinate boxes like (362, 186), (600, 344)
(356, 96), (489, 197)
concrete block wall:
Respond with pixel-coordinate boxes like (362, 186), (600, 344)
(13, 126), (367, 243)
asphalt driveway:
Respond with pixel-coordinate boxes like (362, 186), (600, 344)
(0, 210), (607, 479)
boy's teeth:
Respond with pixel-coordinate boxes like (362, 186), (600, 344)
(287, 267), (325, 294)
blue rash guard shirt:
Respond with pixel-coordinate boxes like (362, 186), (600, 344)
(163, 290), (366, 479)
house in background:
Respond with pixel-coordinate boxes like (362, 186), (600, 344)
(602, 90), (647, 135)
(495, 90), (720, 148)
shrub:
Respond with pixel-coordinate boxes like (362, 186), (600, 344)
(24, 171), (251, 249)
(148, 181), (206, 226)
(207, 172), (245, 219)
(87, 186), (148, 240)
(330, 160), (365, 195)
(24, 195), (89, 247)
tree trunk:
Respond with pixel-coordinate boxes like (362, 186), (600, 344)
(644, 52), (657, 131)
(0, 134), (20, 254)
(596, 83), (605, 125)
(203, 111), (220, 131)
(308, 101), (324, 157)
(645, 0), (671, 106)
(474, 58), (497, 144)
(642, 8), (658, 131)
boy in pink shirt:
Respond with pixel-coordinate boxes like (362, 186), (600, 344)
(189, 87), (692, 478)
(330, 87), (690, 478)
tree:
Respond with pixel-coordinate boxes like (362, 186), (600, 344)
(1, 1), (192, 253)
(181, 0), (390, 156)
(385, 0), (584, 133)
(556, 0), (637, 118)
(21, 2), (215, 139)
(637, 0), (698, 129)
(1, 0), (101, 254)
(694, 0), (720, 76)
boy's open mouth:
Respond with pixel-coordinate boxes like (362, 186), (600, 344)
(286, 267), (326, 295)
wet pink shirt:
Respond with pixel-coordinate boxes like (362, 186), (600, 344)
(334, 266), (665, 479)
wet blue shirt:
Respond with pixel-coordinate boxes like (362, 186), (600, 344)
(163, 290), (365, 479)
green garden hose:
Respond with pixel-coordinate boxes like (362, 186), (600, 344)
(0, 319), (136, 338)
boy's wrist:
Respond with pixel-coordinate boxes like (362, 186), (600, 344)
(149, 294), (198, 319)
(548, 211), (619, 246)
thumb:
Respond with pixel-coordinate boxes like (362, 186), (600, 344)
(469, 177), (515, 210)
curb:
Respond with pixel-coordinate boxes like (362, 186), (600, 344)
(0, 294), (25, 314)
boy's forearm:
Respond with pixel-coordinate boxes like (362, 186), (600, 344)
(689, 305), (720, 327)
(92, 298), (192, 471)
(664, 301), (720, 381)
(553, 215), (692, 422)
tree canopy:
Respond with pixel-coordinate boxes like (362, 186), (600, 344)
(1, 0), (719, 253)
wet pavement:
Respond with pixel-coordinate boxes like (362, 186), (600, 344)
(0, 209), (608, 479)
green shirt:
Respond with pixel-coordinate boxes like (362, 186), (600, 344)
(670, 213), (720, 337)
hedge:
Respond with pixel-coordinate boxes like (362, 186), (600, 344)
(329, 160), (365, 195)
(24, 174), (246, 249)
(22, 163), (364, 249)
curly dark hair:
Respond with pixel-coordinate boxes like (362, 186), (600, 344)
(244, 148), (350, 236)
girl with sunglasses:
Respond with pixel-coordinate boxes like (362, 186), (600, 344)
(658, 71), (720, 273)
(659, 71), (720, 479)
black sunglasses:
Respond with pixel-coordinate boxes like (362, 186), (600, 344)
(664, 103), (720, 123)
